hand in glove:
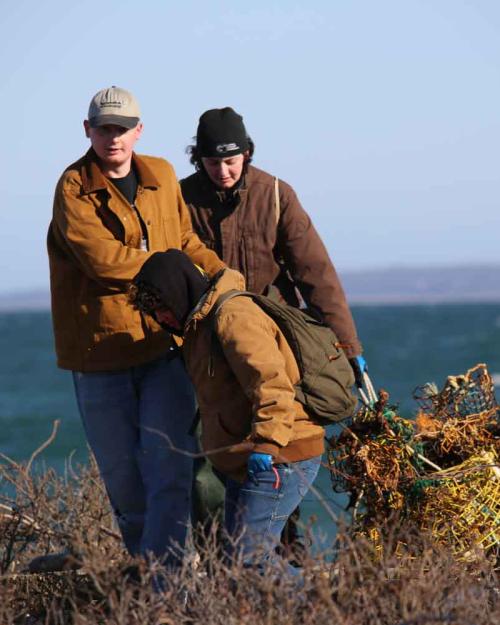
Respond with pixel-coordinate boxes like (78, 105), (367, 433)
(247, 452), (273, 476)
(349, 355), (368, 388)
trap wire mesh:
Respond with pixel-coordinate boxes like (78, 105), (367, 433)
(327, 363), (500, 559)
(413, 451), (500, 558)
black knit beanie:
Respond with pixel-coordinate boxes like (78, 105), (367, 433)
(133, 250), (210, 328)
(196, 107), (249, 158)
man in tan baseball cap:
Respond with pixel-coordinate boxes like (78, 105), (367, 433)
(47, 86), (226, 570)
(87, 86), (141, 129)
(83, 86), (144, 180)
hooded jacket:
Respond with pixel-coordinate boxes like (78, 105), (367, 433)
(47, 149), (225, 372)
(182, 269), (325, 481)
(181, 164), (362, 358)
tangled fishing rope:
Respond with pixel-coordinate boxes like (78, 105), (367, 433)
(327, 363), (500, 560)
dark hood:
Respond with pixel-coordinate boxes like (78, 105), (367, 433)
(133, 250), (210, 330)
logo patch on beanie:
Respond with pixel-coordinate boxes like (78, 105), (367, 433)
(216, 142), (239, 154)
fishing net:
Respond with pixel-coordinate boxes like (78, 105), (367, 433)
(327, 363), (500, 560)
(414, 363), (499, 465)
(414, 363), (498, 421)
(328, 390), (419, 517)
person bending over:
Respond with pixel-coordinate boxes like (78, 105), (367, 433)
(130, 250), (324, 569)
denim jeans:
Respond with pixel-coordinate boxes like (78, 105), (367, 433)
(224, 456), (322, 566)
(72, 354), (196, 565)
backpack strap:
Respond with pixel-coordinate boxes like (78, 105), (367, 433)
(210, 289), (248, 320)
(274, 177), (280, 226)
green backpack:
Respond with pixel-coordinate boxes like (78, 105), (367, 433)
(209, 290), (357, 425)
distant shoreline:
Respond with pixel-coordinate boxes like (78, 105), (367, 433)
(348, 294), (500, 305)
(2, 294), (499, 312)
(1, 264), (499, 311)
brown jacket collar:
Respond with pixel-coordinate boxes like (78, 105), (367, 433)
(196, 167), (250, 207)
(185, 268), (245, 331)
(80, 149), (161, 195)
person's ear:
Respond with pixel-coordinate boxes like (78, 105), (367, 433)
(134, 122), (144, 140)
(83, 120), (91, 138)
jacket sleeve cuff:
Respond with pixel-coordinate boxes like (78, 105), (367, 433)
(252, 442), (281, 457)
(342, 342), (362, 359)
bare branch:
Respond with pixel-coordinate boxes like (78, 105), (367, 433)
(26, 419), (60, 474)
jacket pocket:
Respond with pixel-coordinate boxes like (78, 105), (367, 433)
(201, 412), (241, 455)
(88, 293), (132, 333)
(216, 412), (250, 441)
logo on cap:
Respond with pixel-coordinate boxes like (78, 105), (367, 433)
(99, 95), (126, 110)
(216, 143), (239, 154)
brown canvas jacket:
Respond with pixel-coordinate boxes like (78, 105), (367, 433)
(182, 269), (325, 481)
(180, 165), (362, 358)
(48, 149), (225, 372)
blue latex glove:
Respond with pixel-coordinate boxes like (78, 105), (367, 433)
(349, 355), (368, 388)
(247, 452), (273, 475)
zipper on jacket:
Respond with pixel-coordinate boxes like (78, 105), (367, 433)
(131, 202), (149, 251)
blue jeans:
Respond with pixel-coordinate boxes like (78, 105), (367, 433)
(224, 456), (321, 567)
(72, 354), (196, 565)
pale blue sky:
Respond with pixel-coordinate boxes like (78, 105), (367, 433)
(1, 0), (499, 293)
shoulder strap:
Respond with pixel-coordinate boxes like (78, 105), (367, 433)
(274, 177), (280, 226)
(210, 289), (249, 321)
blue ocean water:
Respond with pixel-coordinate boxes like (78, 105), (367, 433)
(1, 304), (499, 539)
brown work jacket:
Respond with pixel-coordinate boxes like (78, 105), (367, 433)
(183, 269), (325, 481)
(47, 149), (225, 372)
(180, 165), (361, 358)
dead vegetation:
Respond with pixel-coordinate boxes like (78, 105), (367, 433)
(0, 425), (498, 625)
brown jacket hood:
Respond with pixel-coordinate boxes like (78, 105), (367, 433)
(182, 269), (324, 481)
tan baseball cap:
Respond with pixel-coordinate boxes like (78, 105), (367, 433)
(87, 86), (141, 129)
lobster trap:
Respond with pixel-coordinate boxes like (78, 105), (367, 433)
(414, 451), (500, 558)
(327, 363), (500, 560)
(414, 363), (498, 422)
(414, 363), (500, 465)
